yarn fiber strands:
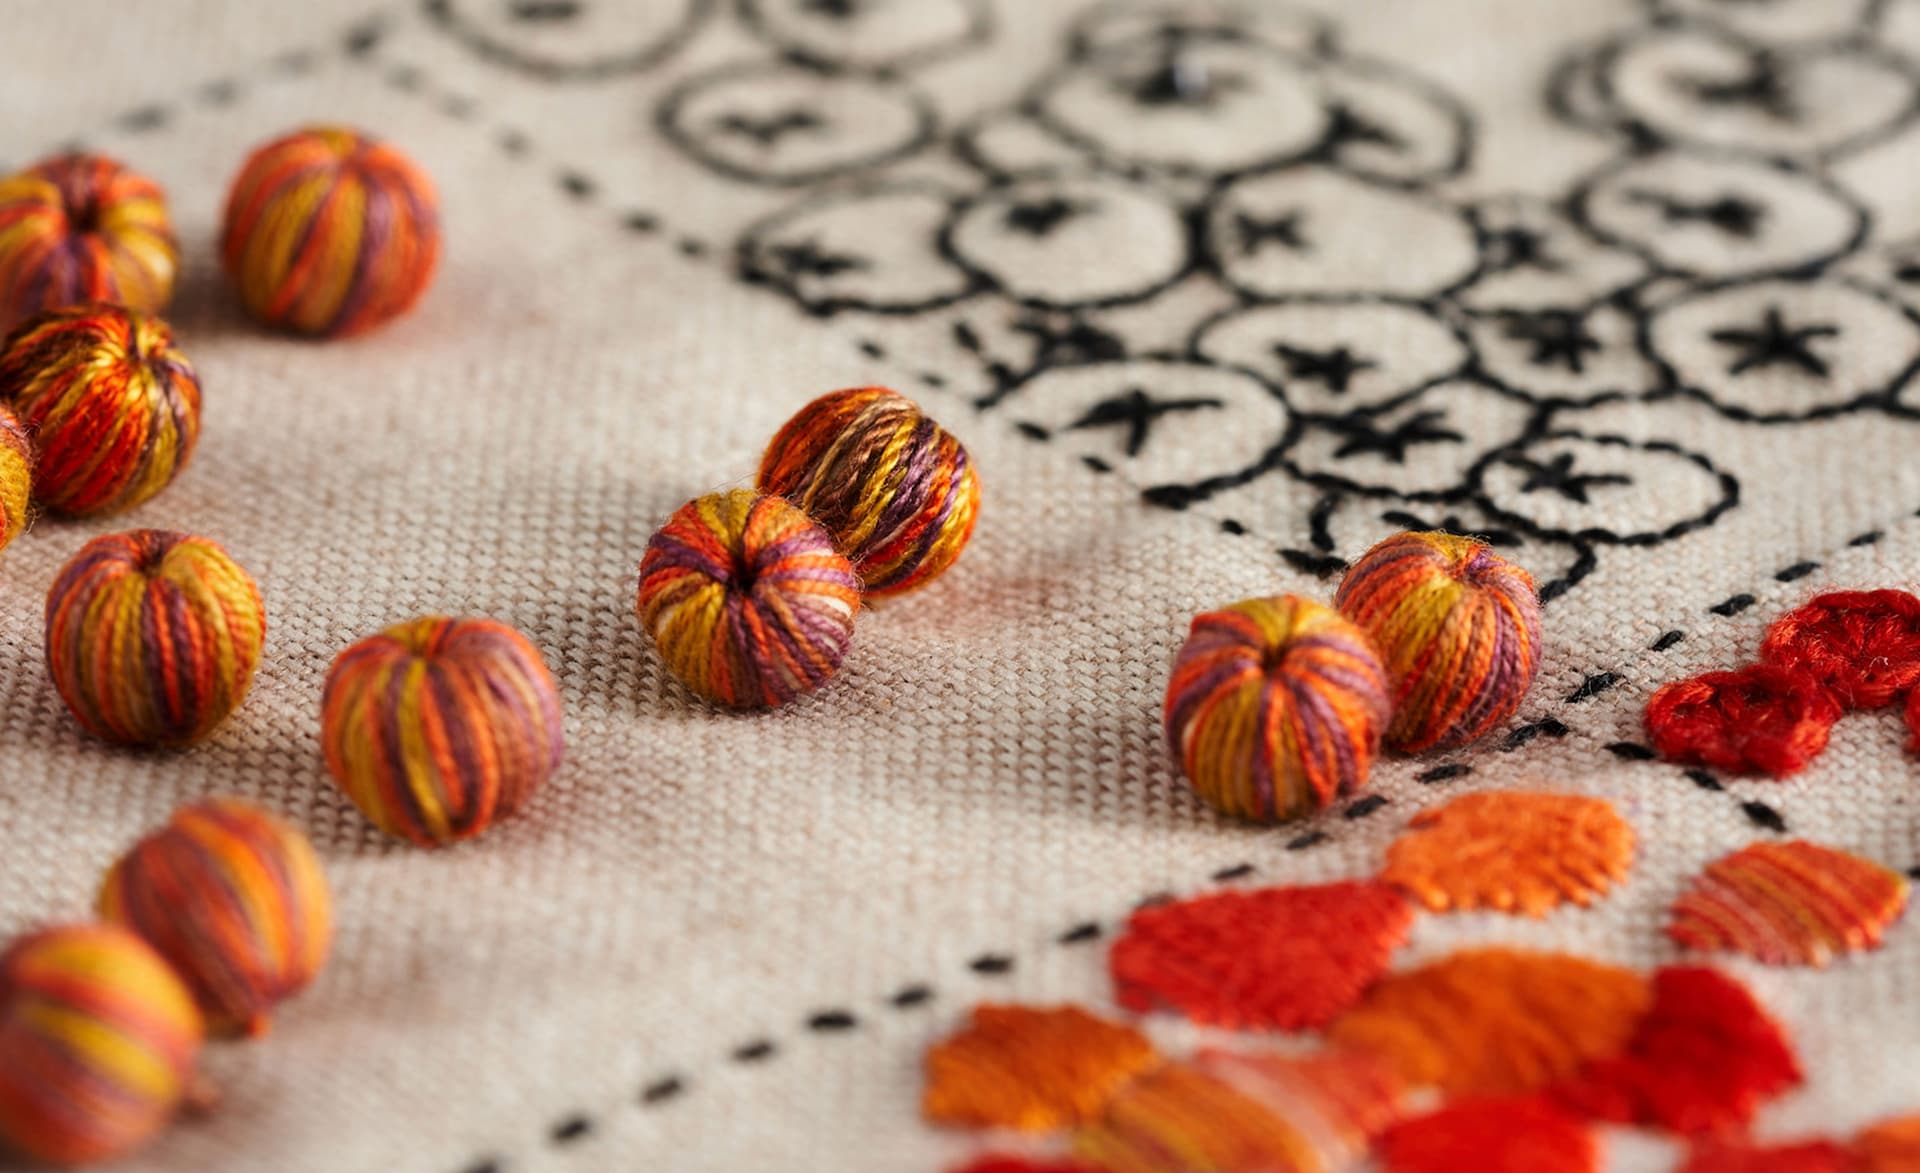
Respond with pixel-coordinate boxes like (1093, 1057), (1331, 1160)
(222, 125), (441, 337)
(321, 616), (565, 846)
(0, 153), (178, 331)
(1164, 594), (1389, 823)
(1334, 531), (1543, 753)
(0, 305), (201, 516)
(0, 405), (27, 554)
(100, 799), (334, 1037)
(638, 489), (862, 708)
(44, 530), (266, 747)
(0, 925), (203, 1166)
(758, 386), (980, 598)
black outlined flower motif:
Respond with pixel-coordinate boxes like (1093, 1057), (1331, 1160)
(422, 0), (712, 80)
(1191, 297), (1472, 414)
(1472, 431), (1739, 545)
(1280, 379), (1535, 500)
(1470, 303), (1659, 407)
(1454, 195), (1649, 313)
(738, 182), (979, 316)
(1313, 56), (1471, 187)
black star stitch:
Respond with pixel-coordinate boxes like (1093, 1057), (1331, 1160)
(1322, 102), (1405, 154)
(1012, 316), (1126, 365)
(711, 108), (825, 149)
(1709, 305), (1838, 378)
(1003, 196), (1090, 237)
(1502, 310), (1603, 374)
(1508, 451), (1631, 504)
(799, 0), (864, 19)
(1066, 387), (1225, 457)
(1623, 188), (1766, 239)
(1327, 410), (1464, 463)
(1676, 53), (1799, 122)
(1484, 226), (1563, 274)
(1120, 48), (1248, 108)
(1272, 342), (1377, 395)
(1234, 210), (1309, 255)
(768, 239), (868, 278)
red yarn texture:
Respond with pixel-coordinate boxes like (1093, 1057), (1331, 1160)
(1760, 590), (1920, 708)
(1679, 1140), (1853, 1173)
(948, 1157), (1106, 1173)
(1109, 882), (1413, 1030)
(1644, 664), (1842, 776)
(1555, 966), (1801, 1135)
(1379, 1097), (1596, 1173)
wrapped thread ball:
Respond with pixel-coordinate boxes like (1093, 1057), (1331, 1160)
(0, 153), (179, 331)
(1334, 531), (1543, 753)
(0, 305), (201, 516)
(757, 386), (980, 598)
(0, 405), (27, 554)
(100, 799), (333, 1038)
(1164, 595), (1390, 823)
(639, 490), (862, 708)
(322, 617), (564, 846)
(45, 530), (266, 748)
(221, 126), (441, 338)
(0, 925), (203, 1166)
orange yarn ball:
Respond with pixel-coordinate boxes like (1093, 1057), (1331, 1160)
(0, 405), (28, 554)
(0, 153), (179, 332)
(0, 305), (200, 516)
(757, 386), (980, 598)
(100, 799), (333, 1037)
(222, 126), (441, 337)
(0, 925), (203, 1166)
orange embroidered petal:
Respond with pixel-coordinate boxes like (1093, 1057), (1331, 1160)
(1680, 1139), (1854, 1173)
(1327, 948), (1651, 1097)
(924, 1005), (1159, 1132)
(1379, 1097), (1598, 1173)
(1555, 966), (1801, 1136)
(1382, 790), (1635, 917)
(1109, 881), (1412, 1029)
(1853, 1115), (1920, 1173)
(1668, 840), (1910, 967)
(1075, 1049), (1402, 1173)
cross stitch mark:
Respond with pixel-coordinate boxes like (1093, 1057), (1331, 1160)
(1067, 387), (1226, 457)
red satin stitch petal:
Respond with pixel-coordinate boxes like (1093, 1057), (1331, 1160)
(1380, 1097), (1597, 1173)
(1109, 881), (1413, 1030)
(1760, 590), (1920, 708)
(1679, 1139), (1853, 1173)
(1644, 664), (1841, 776)
(949, 1157), (1107, 1173)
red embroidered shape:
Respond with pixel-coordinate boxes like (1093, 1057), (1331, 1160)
(1644, 664), (1841, 776)
(1668, 840), (1910, 967)
(1379, 1097), (1597, 1173)
(948, 1157), (1107, 1173)
(1679, 1139), (1854, 1173)
(1109, 881), (1412, 1030)
(1382, 790), (1635, 917)
(1760, 590), (1920, 708)
(923, 1005), (1160, 1132)
(1554, 966), (1801, 1135)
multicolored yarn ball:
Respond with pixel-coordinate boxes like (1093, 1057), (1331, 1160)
(1333, 531), (1543, 753)
(1163, 595), (1390, 823)
(45, 530), (266, 748)
(322, 617), (564, 846)
(221, 126), (441, 338)
(0, 305), (201, 516)
(0, 405), (28, 553)
(100, 799), (333, 1037)
(639, 490), (862, 707)
(0, 924), (203, 1166)
(757, 386), (980, 598)
(0, 153), (178, 331)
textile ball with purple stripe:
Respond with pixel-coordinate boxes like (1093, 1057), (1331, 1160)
(221, 125), (440, 338)
(1164, 595), (1390, 824)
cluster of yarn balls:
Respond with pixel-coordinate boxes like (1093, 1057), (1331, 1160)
(0, 799), (332, 1164)
(1164, 532), (1546, 824)
(638, 384), (981, 708)
(1646, 589), (1920, 777)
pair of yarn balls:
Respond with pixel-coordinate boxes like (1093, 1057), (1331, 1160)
(0, 925), (204, 1165)
(45, 530), (266, 747)
(640, 387), (978, 708)
(1166, 532), (1543, 823)
(321, 616), (565, 846)
(0, 153), (179, 331)
(0, 305), (202, 516)
(222, 126), (441, 338)
(100, 799), (333, 1038)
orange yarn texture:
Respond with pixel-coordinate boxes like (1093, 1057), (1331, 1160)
(1108, 881), (1411, 1030)
(922, 1005), (1158, 1132)
(1328, 948), (1651, 1097)
(1854, 1115), (1920, 1173)
(1668, 840), (1910, 967)
(1382, 790), (1635, 917)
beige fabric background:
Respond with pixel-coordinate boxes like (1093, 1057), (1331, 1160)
(3, 1), (1920, 1170)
